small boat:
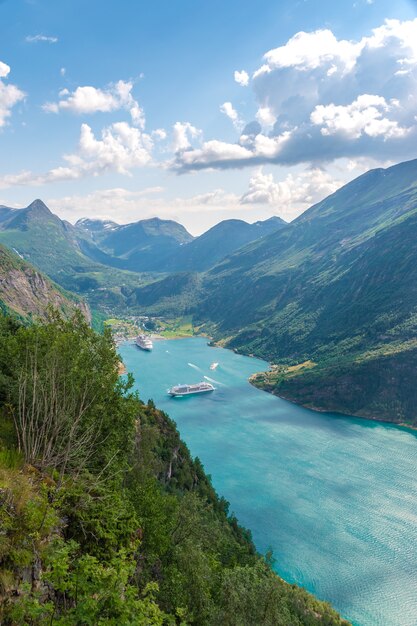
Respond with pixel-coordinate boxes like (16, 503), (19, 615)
(209, 362), (219, 370)
(135, 334), (153, 351)
(167, 382), (215, 397)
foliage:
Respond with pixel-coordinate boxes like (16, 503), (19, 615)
(0, 312), (348, 625)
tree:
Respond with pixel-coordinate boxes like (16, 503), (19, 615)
(7, 310), (137, 480)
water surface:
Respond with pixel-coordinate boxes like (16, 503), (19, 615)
(119, 337), (417, 626)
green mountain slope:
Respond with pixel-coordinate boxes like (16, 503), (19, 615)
(0, 313), (348, 625)
(160, 217), (287, 272)
(77, 215), (286, 273)
(76, 215), (194, 271)
(200, 159), (417, 423)
(0, 200), (151, 311)
(0, 243), (89, 322)
(131, 158), (417, 424)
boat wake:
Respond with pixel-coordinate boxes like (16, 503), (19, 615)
(188, 362), (202, 371)
(204, 375), (225, 386)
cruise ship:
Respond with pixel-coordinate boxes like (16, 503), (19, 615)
(135, 334), (153, 351)
(167, 382), (215, 397)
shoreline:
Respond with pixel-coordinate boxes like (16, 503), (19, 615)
(248, 373), (417, 433)
(120, 332), (417, 433)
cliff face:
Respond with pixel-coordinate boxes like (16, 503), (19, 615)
(0, 244), (90, 322)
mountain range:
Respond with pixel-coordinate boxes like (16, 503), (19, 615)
(1, 158), (417, 423)
(129, 158), (417, 424)
(0, 200), (287, 290)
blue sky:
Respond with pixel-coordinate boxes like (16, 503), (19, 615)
(1, 0), (417, 233)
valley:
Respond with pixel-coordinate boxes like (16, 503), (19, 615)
(120, 336), (417, 626)
(3, 5), (417, 624)
(3, 158), (415, 426)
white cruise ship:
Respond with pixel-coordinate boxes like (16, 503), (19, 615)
(167, 382), (215, 397)
(135, 334), (153, 351)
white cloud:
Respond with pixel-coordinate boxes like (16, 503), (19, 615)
(311, 94), (409, 139)
(171, 121), (201, 152)
(174, 131), (292, 171)
(241, 167), (342, 219)
(152, 128), (167, 140)
(254, 29), (361, 77)
(60, 67), (66, 77)
(175, 139), (253, 169)
(220, 101), (238, 123)
(0, 121), (154, 187)
(176, 18), (417, 171)
(43, 166), (343, 231)
(46, 186), (242, 232)
(0, 61), (26, 128)
(43, 80), (145, 128)
(255, 106), (276, 128)
(234, 70), (249, 86)
(252, 18), (417, 144)
(220, 101), (244, 131)
(0, 62), (10, 79)
(25, 34), (58, 43)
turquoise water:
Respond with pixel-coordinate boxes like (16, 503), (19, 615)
(119, 337), (417, 626)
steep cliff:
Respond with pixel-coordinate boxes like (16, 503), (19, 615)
(0, 244), (90, 322)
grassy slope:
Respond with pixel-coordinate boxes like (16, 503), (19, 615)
(128, 159), (417, 424)
(157, 218), (288, 272)
(0, 201), (154, 314)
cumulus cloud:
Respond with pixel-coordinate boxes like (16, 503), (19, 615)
(0, 121), (153, 187)
(311, 94), (409, 139)
(241, 167), (342, 219)
(25, 34), (58, 43)
(171, 122), (201, 152)
(43, 80), (145, 127)
(44, 166), (343, 230)
(220, 101), (244, 131)
(234, 70), (249, 86)
(175, 18), (417, 171)
(256, 106), (276, 128)
(253, 29), (361, 77)
(0, 61), (25, 128)
(173, 131), (292, 171)
(152, 128), (167, 140)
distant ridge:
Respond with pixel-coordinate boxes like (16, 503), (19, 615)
(130, 157), (417, 424)
(158, 216), (287, 272)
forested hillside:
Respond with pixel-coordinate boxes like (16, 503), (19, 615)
(130, 158), (417, 424)
(0, 312), (348, 625)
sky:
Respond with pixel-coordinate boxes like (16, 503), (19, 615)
(1, 0), (417, 234)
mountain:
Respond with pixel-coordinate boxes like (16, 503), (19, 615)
(76, 215), (194, 271)
(132, 158), (417, 424)
(0, 243), (89, 322)
(76, 214), (287, 272)
(0, 199), (96, 288)
(199, 159), (417, 354)
(0, 200), (149, 310)
(159, 216), (287, 272)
